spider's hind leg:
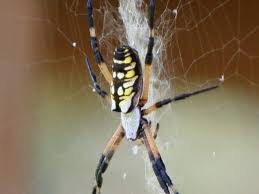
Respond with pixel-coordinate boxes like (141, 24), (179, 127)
(142, 85), (219, 115)
(141, 119), (179, 194)
(92, 124), (125, 194)
(136, 122), (159, 145)
(153, 123), (160, 140)
(147, 121), (160, 140)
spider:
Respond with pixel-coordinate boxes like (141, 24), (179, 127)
(85, 0), (218, 194)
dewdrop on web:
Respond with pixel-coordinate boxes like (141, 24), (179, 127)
(219, 75), (224, 82)
(173, 9), (178, 16)
(123, 172), (127, 180)
(132, 145), (139, 155)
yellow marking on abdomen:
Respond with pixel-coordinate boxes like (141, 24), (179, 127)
(124, 56), (132, 64)
(113, 56), (132, 65)
(125, 70), (135, 78)
(124, 87), (133, 95)
(119, 92), (135, 112)
(125, 62), (136, 71)
(123, 76), (138, 87)
(119, 92), (135, 101)
(119, 95), (130, 100)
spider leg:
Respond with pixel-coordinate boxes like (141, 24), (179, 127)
(86, 0), (112, 84)
(153, 123), (160, 140)
(85, 57), (111, 103)
(92, 124), (125, 194)
(142, 85), (219, 115)
(140, 0), (155, 106)
(147, 121), (160, 140)
(136, 122), (159, 145)
(141, 120), (179, 194)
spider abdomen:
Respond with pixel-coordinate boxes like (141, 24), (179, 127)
(111, 45), (143, 113)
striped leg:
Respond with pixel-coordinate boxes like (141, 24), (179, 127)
(146, 121), (160, 140)
(137, 122), (159, 145)
(142, 120), (179, 194)
(142, 85), (219, 115)
(92, 124), (125, 194)
(85, 57), (111, 104)
(144, 122), (160, 140)
(86, 0), (112, 84)
(140, 0), (155, 106)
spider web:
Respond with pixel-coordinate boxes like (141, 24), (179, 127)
(11, 0), (259, 194)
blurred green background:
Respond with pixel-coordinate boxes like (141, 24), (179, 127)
(1, 0), (259, 194)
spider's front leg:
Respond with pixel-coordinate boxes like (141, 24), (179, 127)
(92, 124), (125, 194)
(86, 0), (112, 84)
(85, 57), (111, 104)
(140, 0), (155, 106)
(141, 119), (179, 194)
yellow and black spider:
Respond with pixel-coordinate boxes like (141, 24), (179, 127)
(85, 0), (218, 194)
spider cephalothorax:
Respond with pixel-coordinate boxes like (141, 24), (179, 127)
(85, 0), (218, 194)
